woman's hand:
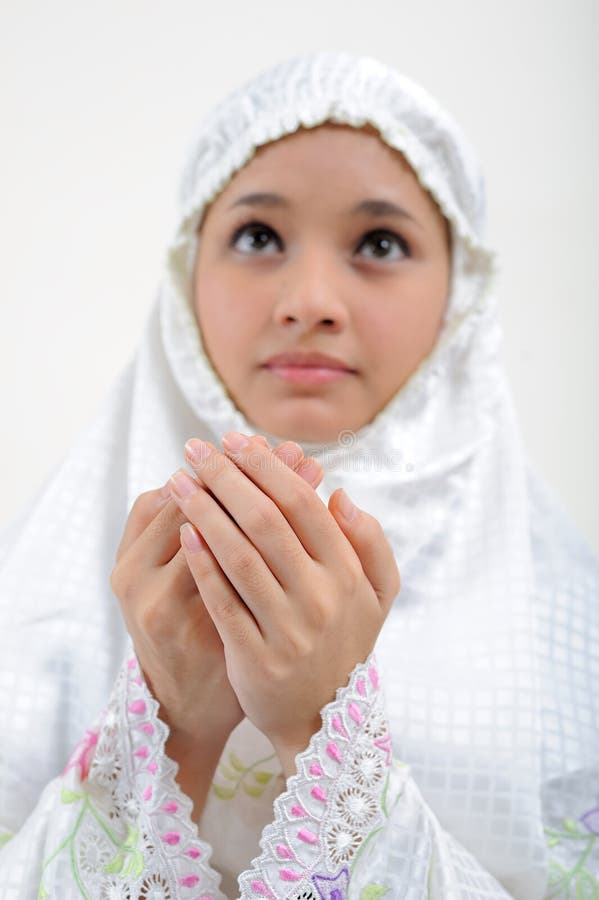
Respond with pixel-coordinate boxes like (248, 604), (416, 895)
(111, 434), (324, 816)
(169, 431), (400, 778)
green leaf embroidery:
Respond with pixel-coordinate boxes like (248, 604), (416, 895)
(360, 885), (389, 900)
(121, 850), (144, 879)
(103, 825), (144, 880)
(122, 824), (140, 852)
(0, 831), (13, 849)
(40, 781), (140, 895)
(253, 770), (274, 785)
(211, 751), (277, 801)
(229, 752), (248, 773)
(547, 860), (567, 885)
(242, 783), (264, 798)
(545, 816), (599, 897)
(104, 851), (125, 875)
(212, 785), (236, 800)
(574, 869), (599, 900)
(60, 788), (85, 804)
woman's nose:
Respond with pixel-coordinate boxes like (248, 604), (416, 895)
(272, 251), (349, 333)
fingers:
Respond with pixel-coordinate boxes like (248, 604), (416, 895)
(115, 436), (278, 567)
(116, 489), (194, 575)
(271, 441), (323, 489)
(117, 544), (197, 635)
(193, 434), (323, 491)
(328, 488), (401, 612)
(182, 434), (347, 568)
(114, 433), (325, 638)
(114, 485), (171, 563)
(179, 522), (259, 648)
(168, 467), (290, 630)
(296, 457), (324, 489)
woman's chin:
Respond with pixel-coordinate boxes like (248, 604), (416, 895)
(238, 410), (341, 445)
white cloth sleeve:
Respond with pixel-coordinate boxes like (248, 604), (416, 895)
(1, 647), (594, 899)
(0, 643), (225, 899)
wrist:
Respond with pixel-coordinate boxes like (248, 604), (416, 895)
(271, 716), (322, 780)
(166, 726), (231, 822)
(155, 670), (244, 752)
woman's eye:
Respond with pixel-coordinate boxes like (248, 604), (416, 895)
(356, 230), (409, 261)
(231, 222), (281, 255)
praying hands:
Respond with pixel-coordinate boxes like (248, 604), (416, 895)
(111, 433), (400, 820)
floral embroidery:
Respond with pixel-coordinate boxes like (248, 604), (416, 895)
(545, 804), (599, 898)
(38, 789), (129, 898)
(104, 824), (145, 879)
(98, 875), (132, 899)
(36, 649), (396, 899)
(38, 650), (222, 899)
(325, 822), (364, 866)
(63, 728), (100, 781)
(347, 747), (386, 791)
(138, 873), (174, 898)
(238, 657), (393, 899)
(212, 750), (278, 800)
(312, 866), (349, 899)
(359, 887), (389, 900)
(333, 786), (379, 829)
(77, 829), (114, 876)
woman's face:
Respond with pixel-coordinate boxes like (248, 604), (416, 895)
(192, 123), (451, 443)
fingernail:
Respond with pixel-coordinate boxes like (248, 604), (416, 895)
(169, 469), (199, 500)
(185, 439), (214, 465)
(274, 441), (303, 467)
(337, 488), (357, 522)
(297, 458), (321, 485)
(222, 431), (250, 452)
(180, 523), (206, 553)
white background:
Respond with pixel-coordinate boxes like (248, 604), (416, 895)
(1, 0), (598, 552)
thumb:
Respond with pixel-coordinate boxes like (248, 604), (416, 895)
(329, 488), (400, 611)
(115, 484), (171, 563)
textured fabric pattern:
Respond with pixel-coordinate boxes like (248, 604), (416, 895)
(0, 50), (597, 898)
(0, 647), (515, 899)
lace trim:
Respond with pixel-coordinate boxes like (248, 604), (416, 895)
(238, 656), (393, 900)
(39, 650), (392, 899)
(40, 646), (225, 899)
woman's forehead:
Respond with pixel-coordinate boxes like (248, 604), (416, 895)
(199, 122), (445, 231)
(237, 121), (412, 174)
(179, 53), (486, 247)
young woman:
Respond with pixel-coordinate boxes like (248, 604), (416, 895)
(0, 51), (597, 899)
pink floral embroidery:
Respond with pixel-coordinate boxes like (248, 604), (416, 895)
(63, 728), (99, 782)
(238, 654), (389, 899)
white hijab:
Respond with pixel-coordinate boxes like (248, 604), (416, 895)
(1, 50), (594, 896)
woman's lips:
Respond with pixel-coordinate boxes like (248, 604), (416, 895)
(264, 365), (353, 385)
(261, 351), (356, 384)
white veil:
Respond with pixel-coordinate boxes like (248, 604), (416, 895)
(1, 52), (597, 897)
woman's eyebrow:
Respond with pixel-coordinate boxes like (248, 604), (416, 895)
(228, 192), (288, 210)
(228, 192), (422, 227)
(352, 198), (420, 226)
